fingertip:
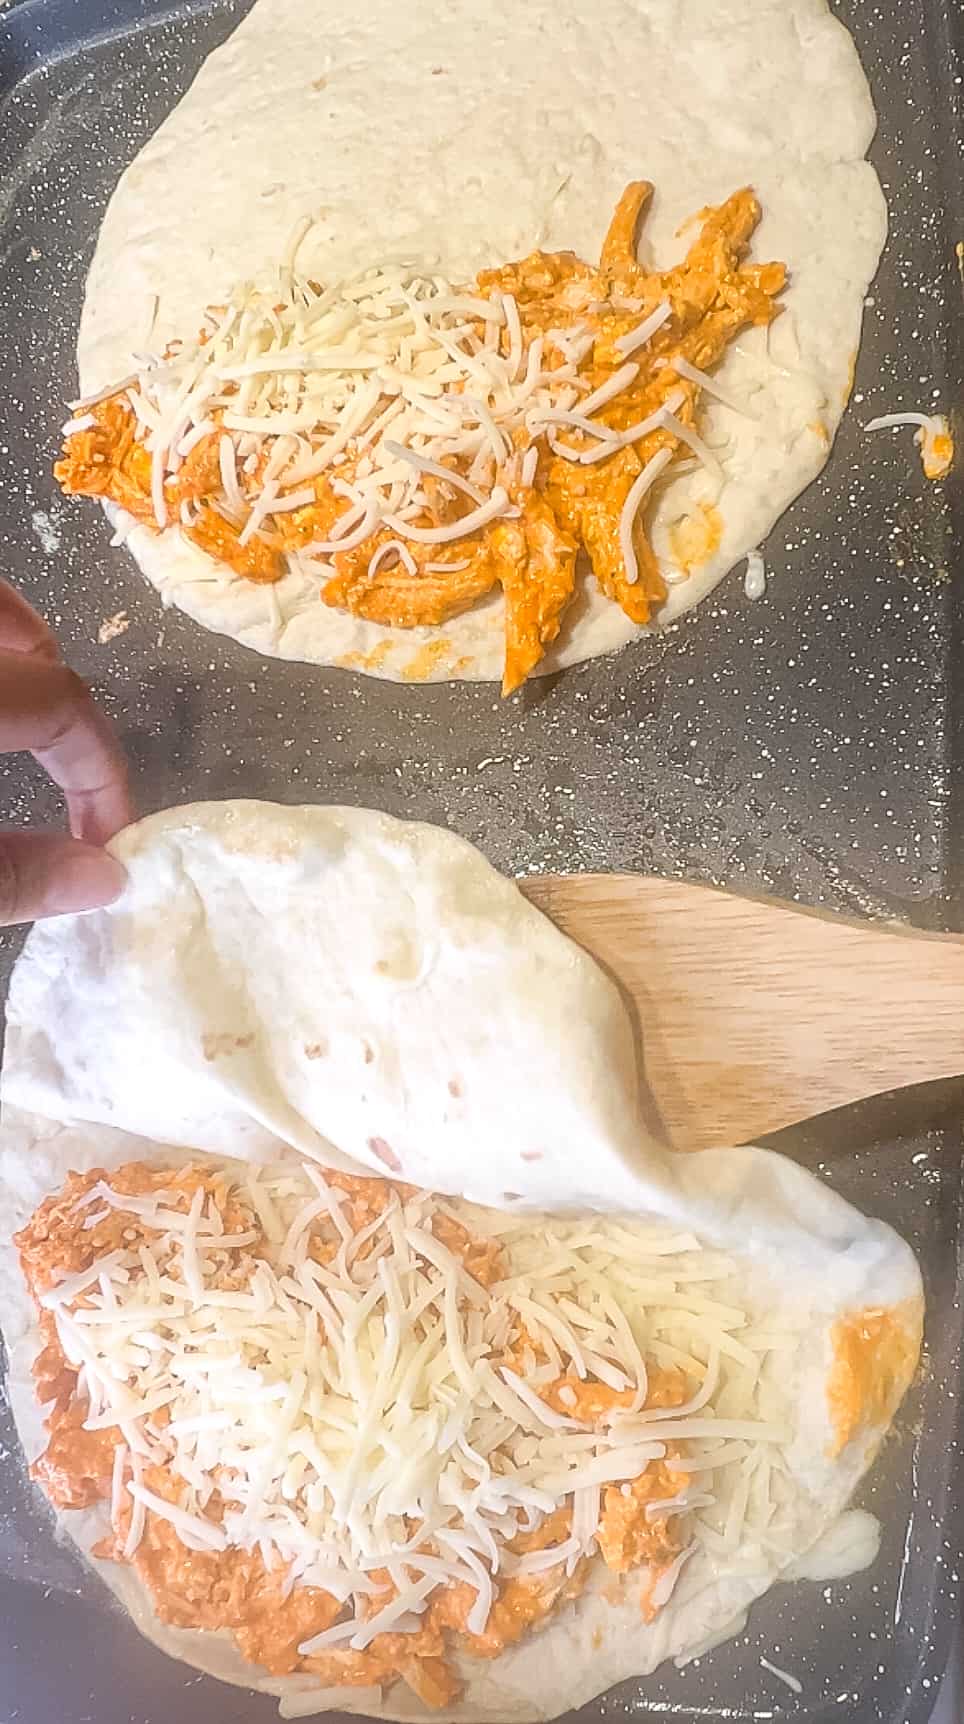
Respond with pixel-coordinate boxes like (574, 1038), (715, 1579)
(54, 847), (128, 914)
(79, 848), (128, 905)
(0, 835), (128, 926)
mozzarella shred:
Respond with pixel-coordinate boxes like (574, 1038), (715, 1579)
(659, 354), (753, 417)
(38, 1160), (796, 1651)
(619, 449), (675, 585)
(614, 300), (673, 357)
(744, 549), (767, 601)
(760, 1656), (804, 1695)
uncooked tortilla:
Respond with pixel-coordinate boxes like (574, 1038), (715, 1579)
(0, 802), (923, 1719)
(77, 0), (887, 683)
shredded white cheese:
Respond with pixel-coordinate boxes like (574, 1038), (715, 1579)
(47, 1161), (792, 1648)
(61, 412), (97, 436)
(743, 550), (766, 601)
(865, 410), (945, 435)
(567, 389), (687, 466)
(619, 449), (675, 585)
(660, 354), (753, 417)
(865, 410), (953, 480)
(368, 539), (418, 578)
(760, 1655), (803, 1695)
(615, 300), (673, 357)
(71, 236), (730, 584)
(658, 410), (724, 479)
(520, 447), (539, 488)
(578, 361), (641, 417)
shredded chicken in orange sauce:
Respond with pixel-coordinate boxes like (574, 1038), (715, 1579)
(55, 185), (784, 692)
(826, 1303), (921, 1458)
(17, 1163), (692, 1706)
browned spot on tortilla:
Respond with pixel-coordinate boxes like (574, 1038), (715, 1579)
(592, 1627), (604, 1651)
(363, 1043), (375, 1065)
(311, 75), (327, 90)
(368, 1136), (401, 1173)
(336, 640), (395, 674)
(842, 348), (858, 406)
(202, 1031), (254, 1062)
(401, 638), (453, 682)
(447, 1078), (463, 1098)
(303, 1040), (328, 1061)
(520, 1150), (543, 1162)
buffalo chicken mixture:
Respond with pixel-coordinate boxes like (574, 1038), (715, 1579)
(16, 1159), (722, 1706)
(56, 184), (785, 692)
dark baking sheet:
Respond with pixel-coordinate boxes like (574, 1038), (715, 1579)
(0, 0), (962, 1719)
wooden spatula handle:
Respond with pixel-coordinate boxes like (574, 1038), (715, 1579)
(521, 874), (964, 1150)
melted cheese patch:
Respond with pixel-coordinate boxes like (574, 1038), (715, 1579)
(667, 503), (723, 577)
(922, 427), (954, 481)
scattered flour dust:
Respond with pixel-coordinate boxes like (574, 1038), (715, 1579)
(30, 510), (61, 554)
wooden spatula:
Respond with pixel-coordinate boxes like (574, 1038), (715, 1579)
(520, 874), (964, 1151)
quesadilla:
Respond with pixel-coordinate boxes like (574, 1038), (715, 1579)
(0, 803), (923, 1720)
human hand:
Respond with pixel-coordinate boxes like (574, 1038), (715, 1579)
(0, 580), (133, 926)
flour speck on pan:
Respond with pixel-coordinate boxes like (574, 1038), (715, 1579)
(71, 0), (887, 684)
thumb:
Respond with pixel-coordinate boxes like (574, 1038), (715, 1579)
(0, 831), (127, 927)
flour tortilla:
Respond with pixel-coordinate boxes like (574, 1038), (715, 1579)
(0, 802), (922, 1717)
(76, 0), (887, 683)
